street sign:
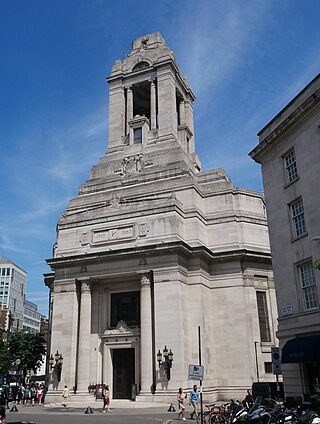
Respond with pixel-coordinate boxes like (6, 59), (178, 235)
(271, 347), (282, 375)
(188, 364), (204, 380)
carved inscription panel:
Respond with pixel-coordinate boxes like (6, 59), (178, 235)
(93, 226), (134, 244)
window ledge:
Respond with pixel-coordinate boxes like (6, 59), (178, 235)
(291, 232), (308, 243)
(283, 176), (300, 189)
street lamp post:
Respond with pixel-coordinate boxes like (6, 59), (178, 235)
(157, 345), (174, 380)
(49, 350), (64, 382)
(15, 358), (21, 383)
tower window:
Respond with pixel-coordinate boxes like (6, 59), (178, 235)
(134, 127), (142, 144)
(132, 61), (150, 72)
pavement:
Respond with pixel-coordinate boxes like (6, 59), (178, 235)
(3, 397), (225, 424)
(3, 401), (185, 424)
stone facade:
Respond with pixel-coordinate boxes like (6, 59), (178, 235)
(250, 74), (320, 400)
(45, 33), (277, 403)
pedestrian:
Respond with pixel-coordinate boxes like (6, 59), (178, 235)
(243, 389), (253, 410)
(17, 383), (24, 404)
(177, 387), (187, 420)
(102, 385), (111, 413)
(30, 385), (36, 406)
(0, 400), (6, 424)
(24, 385), (30, 406)
(189, 384), (199, 420)
(62, 385), (70, 407)
(37, 385), (43, 405)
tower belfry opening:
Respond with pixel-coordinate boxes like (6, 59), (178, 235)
(132, 81), (151, 121)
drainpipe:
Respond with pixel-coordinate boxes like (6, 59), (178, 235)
(150, 270), (156, 394)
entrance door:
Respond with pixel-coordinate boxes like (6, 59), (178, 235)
(112, 348), (135, 399)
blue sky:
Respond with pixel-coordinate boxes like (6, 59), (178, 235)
(1, 0), (320, 315)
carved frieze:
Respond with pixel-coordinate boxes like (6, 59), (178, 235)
(115, 154), (153, 176)
(93, 225), (134, 244)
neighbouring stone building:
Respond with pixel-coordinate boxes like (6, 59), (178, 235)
(250, 74), (320, 401)
(45, 33), (277, 403)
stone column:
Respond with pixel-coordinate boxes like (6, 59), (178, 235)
(179, 99), (186, 126)
(77, 280), (92, 393)
(126, 86), (133, 134)
(140, 274), (153, 394)
(150, 80), (157, 130)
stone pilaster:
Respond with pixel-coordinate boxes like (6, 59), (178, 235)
(77, 280), (92, 393)
(157, 69), (178, 141)
(108, 83), (125, 150)
(140, 274), (153, 394)
(179, 99), (186, 126)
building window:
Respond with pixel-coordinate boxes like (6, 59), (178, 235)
(290, 198), (306, 237)
(133, 127), (142, 144)
(256, 291), (271, 342)
(299, 262), (319, 310)
(264, 362), (273, 374)
(284, 150), (298, 183)
(111, 291), (140, 328)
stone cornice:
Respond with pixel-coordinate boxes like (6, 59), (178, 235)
(46, 240), (271, 270)
(250, 86), (320, 163)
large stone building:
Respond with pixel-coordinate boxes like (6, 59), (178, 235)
(250, 74), (320, 401)
(45, 33), (277, 402)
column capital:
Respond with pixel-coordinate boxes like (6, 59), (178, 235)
(79, 280), (91, 293)
(140, 273), (151, 287)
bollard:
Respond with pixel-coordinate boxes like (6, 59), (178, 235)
(84, 406), (94, 414)
(167, 403), (176, 412)
(10, 404), (19, 412)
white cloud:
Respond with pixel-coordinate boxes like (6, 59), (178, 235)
(173, 0), (274, 100)
(0, 232), (29, 254)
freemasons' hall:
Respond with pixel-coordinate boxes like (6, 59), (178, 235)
(45, 33), (277, 402)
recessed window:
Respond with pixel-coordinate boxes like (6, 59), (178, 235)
(284, 150), (298, 183)
(264, 362), (273, 374)
(134, 127), (142, 144)
(290, 198), (306, 237)
(111, 291), (140, 328)
(256, 291), (271, 342)
(299, 262), (318, 310)
(132, 61), (150, 72)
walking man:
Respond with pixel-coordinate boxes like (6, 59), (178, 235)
(189, 384), (199, 420)
(62, 385), (70, 407)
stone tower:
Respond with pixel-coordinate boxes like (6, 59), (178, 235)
(45, 33), (277, 403)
